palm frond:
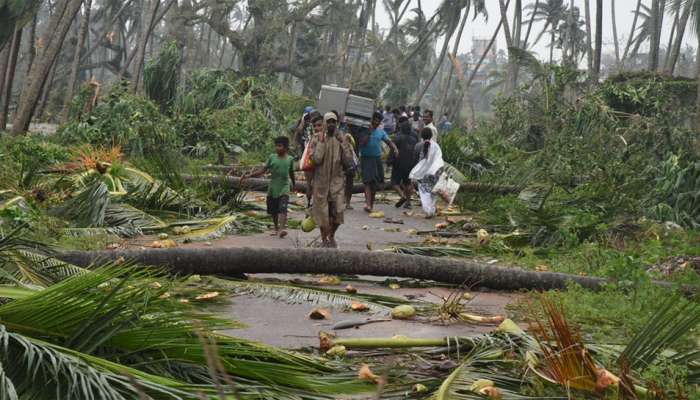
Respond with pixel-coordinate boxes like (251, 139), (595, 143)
(104, 203), (167, 231)
(55, 179), (111, 227)
(176, 215), (238, 241)
(431, 344), (535, 399)
(0, 266), (372, 395)
(62, 226), (141, 238)
(618, 294), (700, 371)
(214, 277), (396, 314)
(0, 325), (191, 400)
(387, 245), (472, 258)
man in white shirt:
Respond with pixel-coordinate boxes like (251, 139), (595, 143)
(423, 109), (438, 142)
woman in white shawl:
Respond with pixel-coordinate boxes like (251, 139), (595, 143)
(409, 127), (444, 218)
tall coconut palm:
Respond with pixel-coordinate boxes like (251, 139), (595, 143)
(415, 0), (487, 105)
(665, 0), (692, 74)
(592, 0), (602, 81)
(622, 0), (643, 68)
(525, 0), (566, 64)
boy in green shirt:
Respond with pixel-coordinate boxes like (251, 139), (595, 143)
(247, 137), (296, 238)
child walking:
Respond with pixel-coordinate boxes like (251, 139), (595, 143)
(247, 137), (295, 238)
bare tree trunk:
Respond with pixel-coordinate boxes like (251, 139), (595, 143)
(12, 0), (84, 135)
(0, 27), (23, 131)
(592, 0), (602, 82)
(584, 0), (594, 75)
(611, 0), (620, 69)
(26, 16), (37, 77)
(133, 0), (161, 93)
(61, 0), (92, 124)
(0, 47), (10, 131)
(666, 0), (691, 74)
(36, 61), (58, 121)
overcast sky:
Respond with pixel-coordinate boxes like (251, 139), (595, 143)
(375, 0), (697, 61)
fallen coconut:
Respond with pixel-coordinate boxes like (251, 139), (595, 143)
(391, 305), (416, 320)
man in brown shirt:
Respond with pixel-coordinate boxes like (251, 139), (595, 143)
(309, 112), (354, 248)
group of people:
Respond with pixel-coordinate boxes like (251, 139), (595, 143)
(251, 104), (449, 248)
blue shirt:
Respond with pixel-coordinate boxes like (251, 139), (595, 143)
(360, 128), (389, 157)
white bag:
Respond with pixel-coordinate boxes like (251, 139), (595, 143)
(431, 172), (460, 205)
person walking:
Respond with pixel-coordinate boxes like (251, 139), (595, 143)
(391, 115), (418, 209)
(410, 128), (444, 219)
(246, 137), (296, 237)
(382, 105), (396, 134)
(359, 111), (398, 213)
(309, 112), (354, 248)
(423, 109), (438, 142)
(302, 113), (324, 208)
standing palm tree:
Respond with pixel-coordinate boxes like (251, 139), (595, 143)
(592, 0), (602, 81)
(525, 0), (566, 64)
(665, 0), (692, 74)
(414, 0), (487, 105)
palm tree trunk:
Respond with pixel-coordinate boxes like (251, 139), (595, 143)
(666, 0), (691, 74)
(648, 0), (661, 71)
(696, 45), (700, 132)
(0, 27), (23, 131)
(0, 47), (10, 132)
(413, 19), (457, 105)
(584, 0), (594, 75)
(439, 6), (470, 115)
(611, 0), (620, 69)
(567, 0), (575, 65)
(61, 0), (92, 124)
(498, 0), (517, 93)
(549, 29), (554, 64)
(11, 0), (84, 135)
(662, 1), (679, 71)
(56, 247), (608, 291)
(522, 0), (539, 48)
(620, 0), (642, 70)
(592, 0), (603, 82)
(453, 0), (510, 118)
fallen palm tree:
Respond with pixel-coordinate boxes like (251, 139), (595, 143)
(57, 247), (606, 291)
(183, 175), (521, 195)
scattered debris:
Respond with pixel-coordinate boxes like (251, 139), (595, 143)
(148, 239), (177, 248)
(318, 275), (341, 285)
(194, 291), (220, 301)
(309, 308), (332, 320)
(326, 345), (347, 357)
(345, 284), (357, 294)
(369, 211), (385, 219)
(357, 364), (380, 383)
(350, 301), (369, 312)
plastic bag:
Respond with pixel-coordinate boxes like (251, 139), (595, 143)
(431, 172), (460, 205)
(300, 142), (315, 172)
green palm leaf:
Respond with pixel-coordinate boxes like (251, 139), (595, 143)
(214, 277), (411, 314)
(618, 294), (700, 371)
(0, 267), (371, 395)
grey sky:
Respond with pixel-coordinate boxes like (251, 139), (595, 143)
(376, 0), (697, 62)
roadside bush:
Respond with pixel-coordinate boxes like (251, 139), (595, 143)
(57, 81), (179, 157)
